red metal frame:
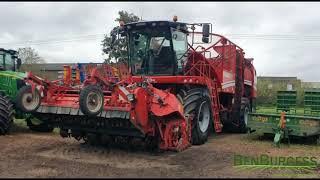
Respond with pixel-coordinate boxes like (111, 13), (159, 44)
(21, 30), (256, 152)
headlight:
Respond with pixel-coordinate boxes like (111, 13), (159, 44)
(127, 94), (135, 102)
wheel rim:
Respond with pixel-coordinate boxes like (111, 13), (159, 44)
(86, 91), (103, 113)
(244, 107), (249, 126)
(197, 100), (210, 133)
(22, 91), (40, 111)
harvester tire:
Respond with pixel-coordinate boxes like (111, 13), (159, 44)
(25, 115), (54, 133)
(16, 85), (41, 113)
(0, 95), (14, 135)
(226, 98), (251, 133)
(79, 85), (104, 116)
(180, 88), (212, 145)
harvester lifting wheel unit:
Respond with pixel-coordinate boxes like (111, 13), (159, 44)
(17, 18), (257, 152)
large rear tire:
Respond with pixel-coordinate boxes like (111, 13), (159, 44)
(0, 95), (14, 135)
(79, 85), (104, 116)
(16, 85), (41, 113)
(178, 88), (212, 145)
(225, 97), (251, 133)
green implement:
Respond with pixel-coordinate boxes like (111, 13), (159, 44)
(247, 90), (320, 146)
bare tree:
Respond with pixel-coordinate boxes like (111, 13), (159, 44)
(18, 47), (46, 64)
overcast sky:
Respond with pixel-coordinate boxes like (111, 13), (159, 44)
(0, 2), (319, 81)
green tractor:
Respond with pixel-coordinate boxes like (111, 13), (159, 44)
(0, 48), (53, 135)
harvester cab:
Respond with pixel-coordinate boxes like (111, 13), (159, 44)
(116, 19), (212, 76)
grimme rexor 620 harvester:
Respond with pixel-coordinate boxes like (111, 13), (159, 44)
(17, 18), (257, 151)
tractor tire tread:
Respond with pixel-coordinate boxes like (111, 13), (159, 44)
(0, 95), (14, 135)
(226, 97), (251, 133)
(181, 88), (212, 145)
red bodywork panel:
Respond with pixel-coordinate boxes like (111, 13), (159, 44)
(182, 33), (257, 98)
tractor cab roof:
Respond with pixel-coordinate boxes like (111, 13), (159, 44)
(0, 48), (17, 55)
(123, 21), (188, 32)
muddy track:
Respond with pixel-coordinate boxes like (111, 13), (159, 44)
(1, 125), (320, 178)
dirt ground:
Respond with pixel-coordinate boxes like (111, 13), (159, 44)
(1, 125), (320, 178)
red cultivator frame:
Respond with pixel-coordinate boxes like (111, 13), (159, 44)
(17, 64), (191, 151)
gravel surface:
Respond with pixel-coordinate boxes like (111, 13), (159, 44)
(0, 125), (320, 178)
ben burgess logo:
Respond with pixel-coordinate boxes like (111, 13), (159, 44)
(233, 154), (318, 171)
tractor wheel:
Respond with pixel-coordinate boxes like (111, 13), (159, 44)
(79, 85), (104, 116)
(0, 95), (14, 135)
(25, 115), (54, 133)
(16, 85), (41, 113)
(179, 88), (212, 145)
